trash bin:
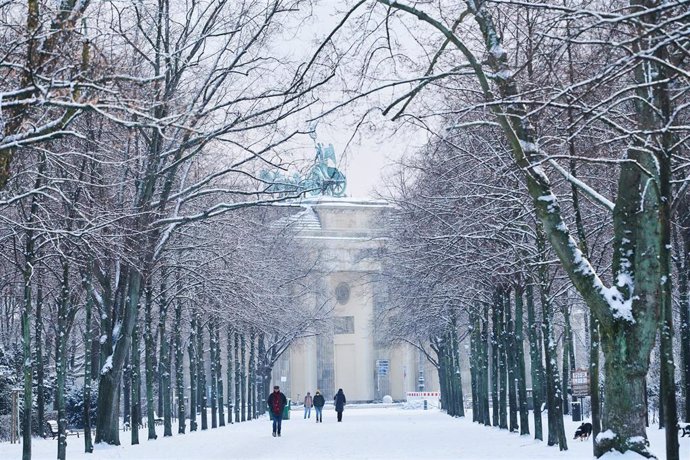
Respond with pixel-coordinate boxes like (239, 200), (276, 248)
(571, 401), (582, 422)
(283, 398), (291, 420)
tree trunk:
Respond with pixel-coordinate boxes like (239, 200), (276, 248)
(161, 334), (172, 437)
(210, 321), (218, 428)
(480, 302), (491, 426)
(249, 330), (256, 419)
(143, 281), (157, 440)
(526, 283), (544, 440)
(491, 291), (499, 427)
(83, 273), (94, 453)
(198, 318), (208, 430)
(174, 291), (186, 434)
(123, 357), (131, 431)
(588, 312), (601, 442)
(157, 270), (172, 437)
(536, 227), (567, 450)
(505, 289), (518, 431)
(514, 286), (530, 435)
(56, 261), (71, 460)
(188, 320), (197, 432)
(497, 289), (508, 430)
(216, 324), (225, 427)
(595, 333), (655, 457)
(451, 315), (465, 417)
(656, 49), (679, 459)
(241, 333), (247, 422)
(21, 253), (34, 460)
(131, 322), (141, 445)
(679, 249), (690, 423)
(257, 333), (267, 416)
(227, 327), (234, 423)
(470, 309), (479, 422)
(33, 281), (45, 441)
(234, 332), (240, 423)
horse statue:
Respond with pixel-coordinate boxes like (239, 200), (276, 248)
(260, 143), (347, 198)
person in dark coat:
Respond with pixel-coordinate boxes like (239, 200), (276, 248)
(267, 385), (287, 437)
(334, 388), (346, 422)
(312, 390), (325, 423)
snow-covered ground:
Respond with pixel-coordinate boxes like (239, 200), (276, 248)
(1, 406), (687, 459)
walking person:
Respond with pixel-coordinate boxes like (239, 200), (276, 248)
(313, 390), (325, 422)
(304, 392), (313, 419)
(334, 388), (346, 422)
(267, 385), (287, 437)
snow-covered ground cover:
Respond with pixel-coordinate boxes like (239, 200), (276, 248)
(1, 406), (686, 459)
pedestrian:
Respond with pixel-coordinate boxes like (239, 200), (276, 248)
(267, 385), (287, 437)
(304, 392), (313, 419)
(313, 390), (325, 423)
(334, 388), (346, 422)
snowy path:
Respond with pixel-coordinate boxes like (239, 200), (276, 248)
(1, 406), (686, 459)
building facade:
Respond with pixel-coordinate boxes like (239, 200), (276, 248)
(272, 197), (440, 403)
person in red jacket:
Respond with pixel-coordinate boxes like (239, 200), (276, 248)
(267, 385), (287, 437)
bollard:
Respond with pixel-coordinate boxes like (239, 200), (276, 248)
(424, 400), (427, 410)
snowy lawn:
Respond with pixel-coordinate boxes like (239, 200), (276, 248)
(1, 406), (687, 460)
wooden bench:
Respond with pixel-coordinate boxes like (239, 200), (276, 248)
(153, 412), (164, 426)
(680, 423), (690, 437)
(46, 420), (79, 439)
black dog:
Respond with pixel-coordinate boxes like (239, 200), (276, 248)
(574, 422), (592, 441)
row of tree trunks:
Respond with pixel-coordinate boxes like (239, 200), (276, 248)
(468, 284), (538, 438)
(435, 315), (464, 417)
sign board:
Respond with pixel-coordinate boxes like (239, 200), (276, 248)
(376, 359), (389, 376)
(571, 369), (590, 396)
(406, 391), (441, 408)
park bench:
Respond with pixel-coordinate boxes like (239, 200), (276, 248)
(46, 420), (79, 439)
(680, 423), (690, 438)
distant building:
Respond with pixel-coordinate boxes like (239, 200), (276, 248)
(272, 197), (440, 403)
